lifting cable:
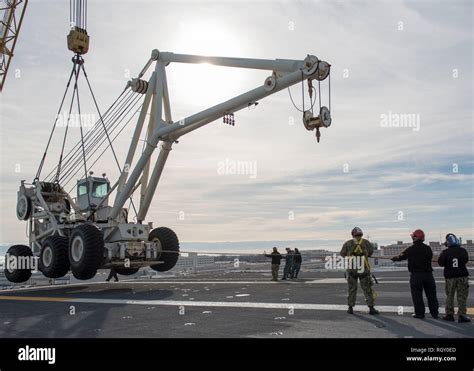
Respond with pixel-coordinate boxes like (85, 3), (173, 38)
(64, 103), (143, 218)
(70, 0), (86, 29)
(328, 68), (331, 112)
(287, 62), (332, 119)
(48, 92), (134, 184)
(34, 66), (76, 181)
(65, 103), (143, 218)
(59, 93), (142, 186)
(43, 86), (130, 182)
(35, 0), (140, 216)
(318, 77), (322, 111)
(35, 60), (141, 215)
(317, 63), (331, 112)
(61, 91), (142, 217)
(54, 58), (82, 183)
(58, 92), (139, 182)
(73, 57), (92, 210)
(51, 90), (134, 181)
(64, 103), (142, 184)
(80, 63), (123, 175)
(46, 89), (136, 184)
(287, 70), (317, 113)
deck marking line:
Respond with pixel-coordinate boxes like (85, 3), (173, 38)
(0, 295), (466, 315)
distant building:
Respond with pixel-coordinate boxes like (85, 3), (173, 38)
(431, 239), (474, 266)
(310, 249), (333, 258)
(306, 249), (333, 262)
(464, 240), (474, 260)
(429, 241), (443, 254)
(380, 241), (410, 257)
(380, 238), (474, 265)
(197, 255), (216, 266)
(456, 239), (474, 261)
(173, 253), (215, 270)
(429, 239), (474, 260)
(371, 249), (381, 258)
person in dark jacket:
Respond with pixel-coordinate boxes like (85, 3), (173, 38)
(392, 229), (439, 319)
(106, 268), (119, 282)
(291, 248), (302, 279)
(282, 248), (294, 280)
(264, 247), (283, 281)
(438, 233), (471, 323)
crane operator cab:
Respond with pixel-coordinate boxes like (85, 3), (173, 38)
(77, 172), (110, 220)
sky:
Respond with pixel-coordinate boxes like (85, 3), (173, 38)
(0, 0), (472, 252)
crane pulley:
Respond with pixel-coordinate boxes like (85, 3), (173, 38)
(287, 59), (332, 142)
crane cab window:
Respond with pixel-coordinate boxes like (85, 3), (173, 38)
(78, 183), (88, 196)
(91, 181), (109, 198)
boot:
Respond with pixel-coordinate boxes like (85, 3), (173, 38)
(369, 306), (379, 315)
(442, 314), (454, 321)
(458, 315), (471, 323)
(347, 306), (354, 314)
(412, 313), (425, 319)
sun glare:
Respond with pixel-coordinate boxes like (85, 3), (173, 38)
(166, 20), (251, 112)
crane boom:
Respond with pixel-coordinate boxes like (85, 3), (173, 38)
(111, 50), (331, 221)
(0, 0), (28, 92)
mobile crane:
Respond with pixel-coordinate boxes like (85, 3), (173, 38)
(4, 0), (332, 283)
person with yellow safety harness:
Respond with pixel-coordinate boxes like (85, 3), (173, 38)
(340, 227), (379, 315)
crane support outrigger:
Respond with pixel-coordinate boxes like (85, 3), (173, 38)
(7, 48), (332, 283)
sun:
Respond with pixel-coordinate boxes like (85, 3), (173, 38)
(164, 20), (250, 113)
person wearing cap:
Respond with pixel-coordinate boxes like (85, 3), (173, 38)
(340, 227), (379, 315)
(264, 247), (283, 281)
(438, 233), (471, 323)
(392, 229), (439, 319)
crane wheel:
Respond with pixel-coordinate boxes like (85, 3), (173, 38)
(4, 245), (33, 283)
(69, 224), (104, 280)
(115, 267), (140, 276)
(39, 236), (70, 278)
(149, 227), (180, 272)
(16, 195), (32, 220)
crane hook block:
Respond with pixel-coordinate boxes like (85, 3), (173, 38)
(67, 27), (90, 55)
(303, 106), (332, 142)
